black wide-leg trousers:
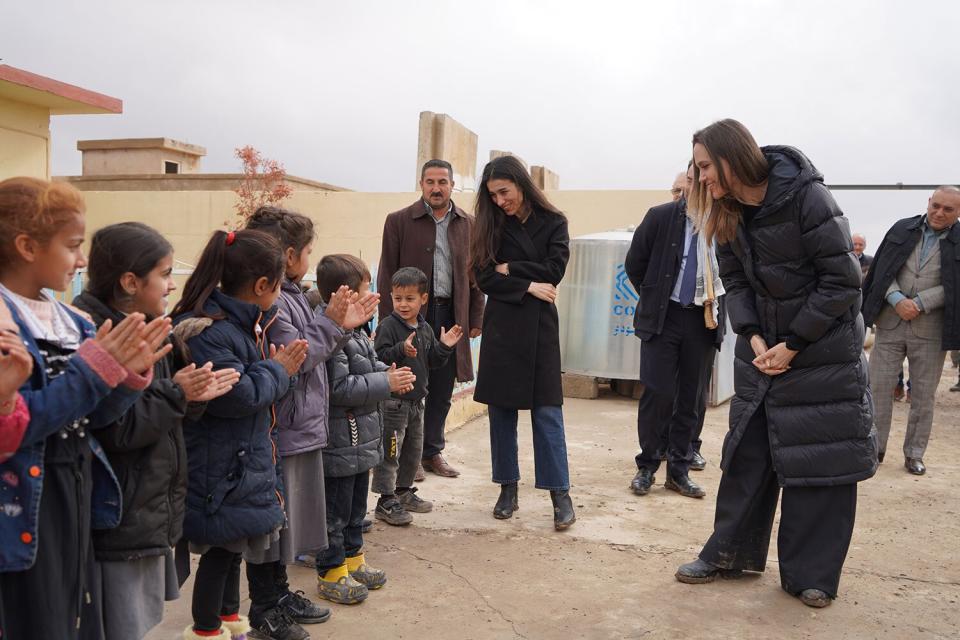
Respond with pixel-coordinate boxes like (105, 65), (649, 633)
(699, 406), (857, 598)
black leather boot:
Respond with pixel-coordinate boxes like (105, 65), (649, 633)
(550, 490), (576, 530)
(493, 483), (519, 519)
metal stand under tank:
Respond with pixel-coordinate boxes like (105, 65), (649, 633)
(557, 229), (735, 406)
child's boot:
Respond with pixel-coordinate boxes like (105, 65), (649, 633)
(316, 563), (368, 605)
(346, 552), (387, 590)
(183, 625), (228, 639)
(219, 614), (252, 640)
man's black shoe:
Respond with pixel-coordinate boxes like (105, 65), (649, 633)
(905, 457), (926, 475)
(690, 451), (707, 471)
(630, 468), (655, 496)
(665, 474), (706, 498)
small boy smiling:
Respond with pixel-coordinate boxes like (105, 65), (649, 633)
(372, 267), (463, 525)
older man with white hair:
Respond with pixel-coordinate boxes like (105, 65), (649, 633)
(852, 232), (873, 277)
(862, 186), (960, 475)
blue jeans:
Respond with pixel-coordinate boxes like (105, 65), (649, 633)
(488, 405), (570, 491)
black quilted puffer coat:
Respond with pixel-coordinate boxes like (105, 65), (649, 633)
(717, 145), (878, 487)
(323, 328), (390, 478)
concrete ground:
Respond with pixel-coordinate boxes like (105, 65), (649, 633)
(149, 364), (960, 640)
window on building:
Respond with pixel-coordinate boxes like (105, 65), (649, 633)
(164, 161), (180, 174)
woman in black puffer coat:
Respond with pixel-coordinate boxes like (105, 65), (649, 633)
(674, 120), (877, 609)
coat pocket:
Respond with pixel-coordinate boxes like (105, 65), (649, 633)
(205, 459), (243, 515)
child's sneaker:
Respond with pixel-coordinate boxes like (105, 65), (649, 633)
(375, 495), (413, 526)
(397, 487), (433, 513)
(248, 606), (308, 640)
(278, 589), (331, 624)
(317, 564), (369, 605)
(346, 552), (387, 590)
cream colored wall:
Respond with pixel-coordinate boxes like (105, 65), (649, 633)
(80, 188), (669, 274)
(78, 187), (668, 425)
(0, 99), (50, 180)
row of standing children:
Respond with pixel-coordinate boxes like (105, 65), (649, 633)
(0, 177), (185, 639)
(0, 177), (453, 640)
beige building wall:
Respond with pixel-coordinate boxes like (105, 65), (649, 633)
(80, 189), (668, 273)
(81, 148), (203, 176)
(0, 100), (50, 180)
(79, 188), (668, 426)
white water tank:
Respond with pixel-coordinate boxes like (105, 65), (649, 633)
(558, 228), (736, 405)
(558, 230), (641, 379)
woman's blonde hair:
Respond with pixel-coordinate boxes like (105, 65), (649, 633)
(689, 119), (768, 245)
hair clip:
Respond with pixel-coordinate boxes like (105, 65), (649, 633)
(226, 231), (236, 246)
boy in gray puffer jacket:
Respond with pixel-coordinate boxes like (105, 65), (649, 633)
(314, 254), (416, 606)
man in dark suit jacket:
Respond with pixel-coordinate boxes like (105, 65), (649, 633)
(623, 166), (724, 499)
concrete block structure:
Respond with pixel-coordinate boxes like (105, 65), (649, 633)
(62, 137), (349, 193)
(489, 150), (528, 169)
(78, 137), (206, 176)
(532, 165), (560, 190)
(561, 373), (600, 399)
(416, 112), (478, 191)
(0, 64), (121, 181)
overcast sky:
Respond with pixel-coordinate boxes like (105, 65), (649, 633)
(4, 0), (958, 247)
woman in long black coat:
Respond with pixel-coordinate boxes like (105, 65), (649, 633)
(674, 120), (877, 608)
(470, 155), (575, 530)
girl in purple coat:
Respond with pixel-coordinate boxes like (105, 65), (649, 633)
(244, 207), (378, 631)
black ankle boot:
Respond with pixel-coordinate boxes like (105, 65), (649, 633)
(493, 483), (519, 519)
(550, 490), (576, 530)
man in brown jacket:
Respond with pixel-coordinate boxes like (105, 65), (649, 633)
(378, 159), (485, 478)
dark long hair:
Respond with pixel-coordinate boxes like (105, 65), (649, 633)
(244, 205), (315, 253)
(171, 229), (284, 318)
(470, 155), (565, 272)
(86, 222), (173, 309)
(690, 119), (769, 245)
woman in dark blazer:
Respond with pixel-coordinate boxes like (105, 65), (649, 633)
(470, 155), (575, 531)
(674, 119), (876, 609)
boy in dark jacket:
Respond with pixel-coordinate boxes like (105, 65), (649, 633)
(314, 255), (416, 605)
(372, 267), (462, 525)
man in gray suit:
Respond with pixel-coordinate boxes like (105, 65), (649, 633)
(862, 186), (960, 475)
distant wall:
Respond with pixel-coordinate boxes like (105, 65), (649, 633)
(78, 187), (669, 426)
(81, 148), (204, 176)
(80, 189), (669, 275)
(0, 100), (49, 180)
